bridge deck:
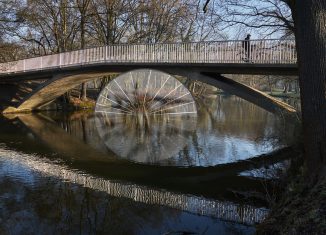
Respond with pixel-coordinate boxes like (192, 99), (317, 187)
(0, 39), (297, 78)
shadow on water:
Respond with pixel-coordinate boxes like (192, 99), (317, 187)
(0, 95), (298, 234)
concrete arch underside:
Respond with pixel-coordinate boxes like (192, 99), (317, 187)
(2, 69), (297, 117)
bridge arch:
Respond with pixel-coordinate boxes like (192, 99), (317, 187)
(2, 68), (296, 117)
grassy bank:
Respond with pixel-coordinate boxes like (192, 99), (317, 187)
(68, 97), (96, 110)
(46, 97), (96, 111)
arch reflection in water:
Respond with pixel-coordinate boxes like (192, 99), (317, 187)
(95, 69), (197, 163)
(95, 113), (197, 163)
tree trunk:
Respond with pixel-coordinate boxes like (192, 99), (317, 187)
(79, 1), (88, 101)
(267, 76), (273, 93)
(295, 80), (299, 94)
(295, 0), (326, 175)
(81, 83), (87, 101)
(283, 83), (288, 93)
(288, 82), (292, 93)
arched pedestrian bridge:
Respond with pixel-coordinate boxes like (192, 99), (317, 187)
(0, 39), (298, 114)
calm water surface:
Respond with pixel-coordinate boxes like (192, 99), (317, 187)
(0, 95), (295, 235)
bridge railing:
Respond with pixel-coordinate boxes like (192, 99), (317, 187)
(0, 39), (296, 74)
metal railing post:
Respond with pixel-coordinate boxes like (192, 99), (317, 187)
(105, 45), (108, 61)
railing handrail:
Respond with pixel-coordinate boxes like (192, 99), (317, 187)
(0, 39), (296, 64)
(0, 39), (297, 75)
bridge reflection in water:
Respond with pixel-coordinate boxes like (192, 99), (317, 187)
(0, 147), (268, 225)
(0, 93), (295, 229)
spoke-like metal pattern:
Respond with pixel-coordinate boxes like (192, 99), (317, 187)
(95, 69), (197, 163)
(0, 39), (297, 74)
(95, 69), (197, 116)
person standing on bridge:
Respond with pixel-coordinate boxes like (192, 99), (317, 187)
(242, 34), (251, 62)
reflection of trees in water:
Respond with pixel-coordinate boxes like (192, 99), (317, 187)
(197, 95), (275, 139)
(95, 113), (197, 163)
(0, 174), (256, 235)
(0, 175), (172, 235)
(162, 95), (295, 166)
(52, 111), (109, 154)
(197, 95), (296, 144)
(0, 151), (268, 234)
(47, 95), (295, 166)
(0, 155), (177, 234)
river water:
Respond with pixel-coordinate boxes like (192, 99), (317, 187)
(0, 95), (296, 235)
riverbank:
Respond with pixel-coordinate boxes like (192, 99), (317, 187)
(214, 90), (300, 99)
(44, 96), (96, 111)
(266, 92), (300, 99)
(68, 97), (95, 110)
(256, 152), (326, 234)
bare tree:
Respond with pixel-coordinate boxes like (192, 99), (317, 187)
(9, 0), (79, 54)
(293, 0), (326, 175)
(127, 0), (190, 43)
(88, 0), (131, 45)
(178, 0), (226, 42)
(76, 0), (92, 101)
(205, 0), (294, 38)
(204, 0), (326, 177)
